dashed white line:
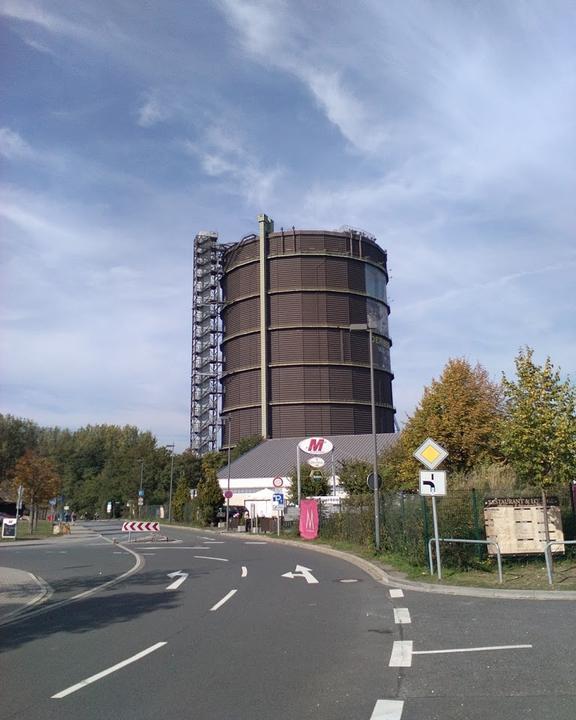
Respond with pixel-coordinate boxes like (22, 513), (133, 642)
(241, 566), (248, 578)
(389, 588), (404, 598)
(389, 640), (413, 667)
(393, 608), (411, 624)
(210, 589), (237, 612)
(193, 555), (228, 562)
(51, 642), (167, 698)
(340, 579), (359, 583)
(370, 699), (404, 719)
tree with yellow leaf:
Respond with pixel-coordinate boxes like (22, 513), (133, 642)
(13, 450), (60, 531)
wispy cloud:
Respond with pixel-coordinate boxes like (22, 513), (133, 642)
(137, 93), (170, 128)
(0, 127), (35, 160)
(184, 125), (283, 206)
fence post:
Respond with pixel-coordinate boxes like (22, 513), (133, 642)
(471, 488), (482, 559)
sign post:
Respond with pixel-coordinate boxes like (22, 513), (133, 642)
(414, 439), (448, 580)
(272, 492), (284, 536)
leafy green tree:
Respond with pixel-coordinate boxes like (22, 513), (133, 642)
(230, 435), (263, 462)
(172, 476), (191, 522)
(385, 358), (503, 487)
(13, 450), (60, 531)
(194, 452), (225, 524)
(501, 347), (576, 487)
(287, 464), (330, 503)
(0, 414), (41, 489)
(338, 459), (373, 495)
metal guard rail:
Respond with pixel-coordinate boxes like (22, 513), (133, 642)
(428, 537), (503, 584)
(544, 539), (576, 586)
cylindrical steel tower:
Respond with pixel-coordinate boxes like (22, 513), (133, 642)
(220, 216), (395, 446)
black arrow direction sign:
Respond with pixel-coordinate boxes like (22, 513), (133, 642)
(423, 480), (436, 493)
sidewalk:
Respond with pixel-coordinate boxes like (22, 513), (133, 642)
(0, 566), (50, 623)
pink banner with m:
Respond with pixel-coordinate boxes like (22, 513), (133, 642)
(299, 499), (319, 540)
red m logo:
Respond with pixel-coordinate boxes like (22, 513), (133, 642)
(307, 438), (324, 453)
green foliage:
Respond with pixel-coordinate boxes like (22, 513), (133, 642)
(0, 414), (41, 489)
(13, 450), (60, 530)
(195, 474), (224, 524)
(338, 459), (372, 495)
(172, 476), (191, 522)
(501, 347), (576, 487)
(384, 358), (503, 488)
(230, 435), (263, 462)
(287, 464), (330, 503)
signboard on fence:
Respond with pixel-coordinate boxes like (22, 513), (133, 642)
(483, 497), (565, 556)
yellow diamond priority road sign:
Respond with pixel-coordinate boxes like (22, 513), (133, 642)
(413, 438), (448, 471)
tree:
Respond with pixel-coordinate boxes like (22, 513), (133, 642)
(501, 347), (576, 487)
(194, 452), (225, 524)
(172, 476), (191, 522)
(0, 414), (41, 490)
(13, 451), (60, 531)
(385, 358), (503, 487)
(230, 435), (263, 462)
(338, 459), (373, 495)
(287, 464), (330, 503)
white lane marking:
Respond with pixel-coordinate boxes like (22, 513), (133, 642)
(241, 566), (248, 578)
(210, 589), (237, 612)
(204, 541), (225, 544)
(193, 555), (228, 562)
(389, 641), (413, 667)
(51, 642), (167, 698)
(370, 699), (404, 720)
(389, 589), (404, 598)
(166, 571), (188, 590)
(413, 644), (533, 656)
(340, 579), (358, 583)
(112, 551), (124, 554)
(282, 565), (319, 584)
(393, 608), (411, 624)
(244, 541), (267, 545)
(138, 546), (210, 550)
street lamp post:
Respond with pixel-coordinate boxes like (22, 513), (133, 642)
(165, 444), (175, 523)
(138, 458), (144, 519)
(349, 323), (381, 551)
(221, 416), (232, 531)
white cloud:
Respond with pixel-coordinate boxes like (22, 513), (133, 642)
(137, 94), (170, 128)
(0, 127), (34, 160)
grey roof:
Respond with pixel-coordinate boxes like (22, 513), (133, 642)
(217, 433), (399, 480)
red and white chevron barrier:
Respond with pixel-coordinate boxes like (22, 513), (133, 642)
(122, 521), (160, 533)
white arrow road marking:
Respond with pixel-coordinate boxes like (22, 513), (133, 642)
(241, 566), (248, 578)
(393, 608), (411, 624)
(51, 642), (167, 698)
(210, 589), (237, 612)
(282, 565), (319, 584)
(166, 571), (189, 590)
(389, 588), (404, 598)
(370, 699), (404, 720)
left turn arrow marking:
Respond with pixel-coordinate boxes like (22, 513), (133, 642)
(166, 570), (189, 590)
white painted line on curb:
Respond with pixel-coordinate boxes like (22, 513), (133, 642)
(142, 546), (211, 550)
(413, 644), (533, 656)
(393, 608), (411, 624)
(389, 641), (413, 667)
(370, 699), (404, 720)
(245, 541), (268, 545)
(210, 589), (237, 612)
(51, 642), (167, 698)
(241, 566), (248, 578)
(389, 589), (404, 598)
(340, 579), (359, 583)
(193, 555), (228, 562)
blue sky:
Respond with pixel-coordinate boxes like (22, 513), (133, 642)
(1, 0), (575, 451)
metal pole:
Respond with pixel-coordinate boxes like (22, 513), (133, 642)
(138, 459), (144, 519)
(167, 446), (175, 523)
(331, 448), (336, 496)
(431, 495), (442, 580)
(226, 417), (232, 531)
(297, 445), (301, 506)
(368, 328), (380, 551)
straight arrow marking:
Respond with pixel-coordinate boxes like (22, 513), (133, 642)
(281, 565), (319, 584)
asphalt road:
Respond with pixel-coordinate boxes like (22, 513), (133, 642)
(1, 521), (575, 720)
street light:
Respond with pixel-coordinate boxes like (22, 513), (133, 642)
(349, 323), (381, 551)
(164, 444), (175, 523)
(138, 458), (144, 519)
(220, 415), (232, 531)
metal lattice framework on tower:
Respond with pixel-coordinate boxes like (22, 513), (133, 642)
(190, 231), (223, 454)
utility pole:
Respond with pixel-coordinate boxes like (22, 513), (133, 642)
(165, 445), (175, 522)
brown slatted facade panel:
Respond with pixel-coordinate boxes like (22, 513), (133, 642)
(269, 292), (369, 328)
(222, 369), (261, 409)
(223, 333), (260, 372)
(224, 263), (259, 299)
(222, 297), (260, 336)
(347, 261), (367, 293)
(270, 328), (348, 363)
(362, 241), (387, 267)
(226, 407), (261, 445)
(269, 403), (394, 438)
(225, 237), (259, 269)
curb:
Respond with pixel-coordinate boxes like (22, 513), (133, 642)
(163, 524), (576, 601)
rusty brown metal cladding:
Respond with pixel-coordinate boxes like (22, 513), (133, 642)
(221, 229), (394, 444)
